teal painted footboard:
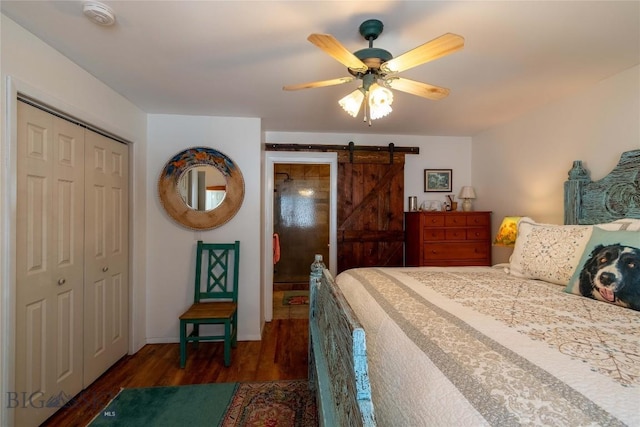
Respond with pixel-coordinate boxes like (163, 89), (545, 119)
(309, 265), (376, 427)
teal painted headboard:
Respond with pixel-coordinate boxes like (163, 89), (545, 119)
(565, 149), (640, 225)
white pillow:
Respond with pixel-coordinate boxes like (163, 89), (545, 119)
(509, 218), (593, 285)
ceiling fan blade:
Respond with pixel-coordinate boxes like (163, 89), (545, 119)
(307, 34), (368, 73)
(381, 33), (464, 74)
(385, 77), (450, 100)
(283, 76), (355, 91)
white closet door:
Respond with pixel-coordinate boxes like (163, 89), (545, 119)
(83, 130), (129, 386)
(16, 102), (85, 427)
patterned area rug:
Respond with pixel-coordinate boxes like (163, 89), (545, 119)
(221, 380), (317, 427)
(282, 291), (309, 306)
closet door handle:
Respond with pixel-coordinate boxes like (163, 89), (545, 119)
(102, 266), (109, 272)
(57, 278), (66, 286)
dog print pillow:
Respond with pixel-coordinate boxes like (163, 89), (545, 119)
(565, 227), (640, 311)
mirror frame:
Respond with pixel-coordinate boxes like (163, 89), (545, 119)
(158, 147), (244, 230)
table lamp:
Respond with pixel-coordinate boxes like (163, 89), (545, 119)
(458, 186), (476, 211)
(493, 216), (522, 247)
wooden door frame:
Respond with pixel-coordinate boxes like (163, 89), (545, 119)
(263, 151), (337, 322)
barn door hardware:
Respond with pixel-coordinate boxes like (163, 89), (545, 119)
(265, 142), (418, 155)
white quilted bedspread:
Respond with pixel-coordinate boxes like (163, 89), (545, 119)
(335, 267), (640, 427)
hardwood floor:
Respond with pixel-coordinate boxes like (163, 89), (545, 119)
(41, 319), (309, 426)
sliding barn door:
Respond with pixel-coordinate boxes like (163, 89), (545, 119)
(83, 130), (129, 386)
(337, 153), (405, 273)
(15, 102), (85, 426)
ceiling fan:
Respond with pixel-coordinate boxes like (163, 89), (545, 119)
(283, 19), (464, 122)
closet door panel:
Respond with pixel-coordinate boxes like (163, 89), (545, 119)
(84, 130), (129, 387)
(16, 102), (85, 427)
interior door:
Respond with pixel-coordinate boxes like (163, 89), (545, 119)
(337, 152), (405, 273)
(16, 102), (85, 426)
(83, 130), (129, 386)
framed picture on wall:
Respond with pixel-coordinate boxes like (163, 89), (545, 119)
(424, 169), (452, 192)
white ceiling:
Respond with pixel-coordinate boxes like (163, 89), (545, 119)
(2, 1), (639, 136)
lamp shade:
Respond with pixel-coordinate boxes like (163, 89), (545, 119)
(458, 186), (476, 199)
(493, 216), (522, 247)
(338, 89), (365, 117)
(368, 84), (393, 120)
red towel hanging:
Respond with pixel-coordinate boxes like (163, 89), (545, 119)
(273, 233), (281, 265)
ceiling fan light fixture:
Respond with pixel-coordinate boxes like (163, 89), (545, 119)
(368, 84), (393, 120)
(285, 20), (464, 125)
(338, 88), (365, 118)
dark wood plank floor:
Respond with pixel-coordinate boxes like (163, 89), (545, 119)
(41, 318), (309, 426)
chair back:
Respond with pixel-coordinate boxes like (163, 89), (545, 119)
(194, 241), (240, 303)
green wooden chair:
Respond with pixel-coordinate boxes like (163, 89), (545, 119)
(179, 240), (240, 368)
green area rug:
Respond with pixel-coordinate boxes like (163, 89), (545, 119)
(89, 380), (317, 427)
(282, 290), (309, 306)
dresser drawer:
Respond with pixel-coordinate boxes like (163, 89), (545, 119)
(445, 215), (466, 226)
(466, 227), (490, 240)
(467, 214), (489, 226)
(445, 228), (466, 240)
(423, 228), (445, 241)
(423, 242), (489, 260)
(423, 215), (445, 227)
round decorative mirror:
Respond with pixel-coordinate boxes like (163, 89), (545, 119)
(158, 147), (244, 230)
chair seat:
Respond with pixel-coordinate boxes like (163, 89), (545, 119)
(180, 302), (237, 321)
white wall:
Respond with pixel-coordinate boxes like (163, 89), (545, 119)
(265, 132), (473, 211)
(146, 115), (262, 342)
(473, 65), (640, 263)
(0, 14), (148, 427)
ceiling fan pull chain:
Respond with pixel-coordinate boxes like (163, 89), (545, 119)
(363, 92), (369, 123)
(366, 91), (373, 127)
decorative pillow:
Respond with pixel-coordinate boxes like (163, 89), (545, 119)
(508, 218), (593, 285)
(565, 227), (640, 311)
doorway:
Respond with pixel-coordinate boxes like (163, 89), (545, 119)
(272, 164), (330, 319)
(263, 152), (337, 322)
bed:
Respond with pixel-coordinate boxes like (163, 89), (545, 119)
(308, 149), (640, 426)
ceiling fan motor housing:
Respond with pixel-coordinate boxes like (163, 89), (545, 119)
(354, 48), (393, 65)
(349, 19), (393, 76)
(349, 48), (393, 77)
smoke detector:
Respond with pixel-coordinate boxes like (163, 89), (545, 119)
(83, 1), (116, 26)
